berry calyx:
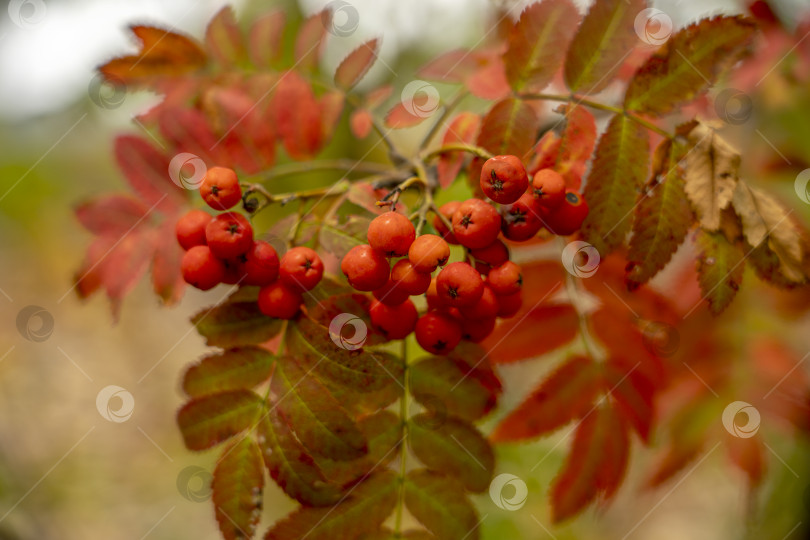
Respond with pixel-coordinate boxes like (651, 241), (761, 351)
(436, 261), (484, 307)
(433, 201), (461, 244)
(341, 244), (391, 291)
(480, 155), (529, 204)
(205, 212), (254, 259)
(531, 168), (566, 210)
(415, 310), (462, 355)
(501, 193), (545, 242)
(200, 166), (242, 210)
(176, 209), (213, 251)
(390, 259), (431, 295)
(257, 282), (302, 319)
(544, 190), (589, 236)
(242, 241), (280, 286)
(488, 261), (523, 296)
(408, 234), (450, 273)
(279, 246), (323, 291)
(451, 198), (501, 249)
(369, 298), (418, 339)
(367, 212), (416, 257)
(181, 245), (226, 291)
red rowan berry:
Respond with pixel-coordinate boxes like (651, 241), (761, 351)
(373, 279), (411, 306)
(531, 169), (566, 210)
(200, 166), (242, 210)
(469, 239), (509, 274)
(425, 276), (444, 311)
(181, 245), (225, 291)
(436, 261), (484, 307)
(452, 198), (501, 249)
(501, 193), (544, 241)
(176, 209), (213, 250)
(496, 291), (523, 318)
(243, 241), (280, 286)
(369, 298), (418, 340)
(205, 212), (253, 259)
(433, 201), (461, 244)
(279, 246), (323, 291)
(544, 190), (589, 236)
(367, 212), (415, 257)
(391, 259), (431, 296)
(221, 258), (246, 285)
(460, 284), (499, 320)
(461, 316), (496, 343)
(341, 244), (390, 291)
(408, 234), (450, 273)
(480, 155), (529, 204)
(488, 261), (523, 296)
(257, 282), (302, 319)
(415, 310), (462, 355)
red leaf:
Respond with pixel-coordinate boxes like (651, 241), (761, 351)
(527, 130), (562, 175)
(418, 49), (481, 83)
(725, 432), (765, 487)
(504, 0), (581, 93)
(114, 136), (186, 214)
(150, 219), (185, 305)
(75, 195), (149, 235)
(384, 101), (431, 129)
(551, 405), (630, 522)
(466, 59), (510, 100)
(476, 98), (540, 158)
(319, 90), (345, 143)
(365, 84), (393, 108)
(249, 10), (285, 67)
(272, 71), (323, 159)
(205, 6), (247, 67)
(492, 356), (602, 442)
(604, 361), (654, 442)
(437, 112), (481, 188)
(350, 109), (373, 139)
(555, 104), (597, 188)
(100, 231), (154, 321)
(157, 107), (222, 167)
(295, 10), (328, 71)
(483, 304), (578, 365)
(334, 39), (380, 89)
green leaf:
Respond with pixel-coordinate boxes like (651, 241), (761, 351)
(265, 471), (398, 540)
(503, 0), (580, 93)
(272, 355), (368, 461)
(191, 296), (283, 348)
(624, 16), (757, 116)
(626, 140), (694, 289)
(564, 0), (646, 94)
(319, 217), (371, 260)
(581, 114), (650, 254)
(334, 39), (379, 89)
(182, 346), (274, 398)
(213, 437), (264, 540)
(177, 390), (262, 451)
(476, 98), (540, 158)
(408, 414), (494, 493)
(404, 469), (480, 540)
(695, 229), (745, 315)
(257, 410), (342, 506)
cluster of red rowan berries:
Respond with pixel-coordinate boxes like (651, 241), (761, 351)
(176, 166), (323, 320)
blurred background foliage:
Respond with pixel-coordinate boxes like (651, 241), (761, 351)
(0, 0), (809, 539)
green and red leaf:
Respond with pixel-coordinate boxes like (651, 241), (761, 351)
(476, 98), (540, 159)
(213, 437), (264, 540)
(437, 112), (481, 188)
(334, 39), (380, 89)
(182, 346), (275, 398)
(177, 390), (263, 451)
(695, 229), (745, 315)
(404, 470), (480, 540)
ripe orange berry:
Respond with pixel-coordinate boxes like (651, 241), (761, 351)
(460, 284), (499, 320)
(488, 261), (523, 296)
(408, 234), (450, 273)
(279, 247), (323, 291)
(461, 316), (496, 343)
(452, 198), (501, 249)
(496, 291), (523, 318)
(415, 310), (462, 355)
(425, 276), (444, 311)
(433, 201), (460, 244)
(369, 298), (418, 340)
(205, 212), (254, 259)
(391, 259), (431, 296)
(200, 166), (242, 210)
(436, 261), (484, 307)
(258, 282), (302, 319)
(181, 245), (226, 291)
(531, 169), (566, 210)
(242, 241), (280, 286)
(501, 192), (545, 241)
(480, 155), (529, 204)
(469, 239), (509, 274)
(176, 209), (213, 250)
(341, 244), (390, 291)
(367, 212), (416, 257)
(373, 279), (411, 306)
(544, 190), (589, 236)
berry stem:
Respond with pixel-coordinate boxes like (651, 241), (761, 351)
(558, 237), (605, 362)
(344, 93), (406, 164)
(394, 338), (410, 538)
(422, 142), (494, 162)
(252, 159), (397, 183)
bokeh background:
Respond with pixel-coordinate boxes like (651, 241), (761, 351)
(1, 0), (809, 539)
